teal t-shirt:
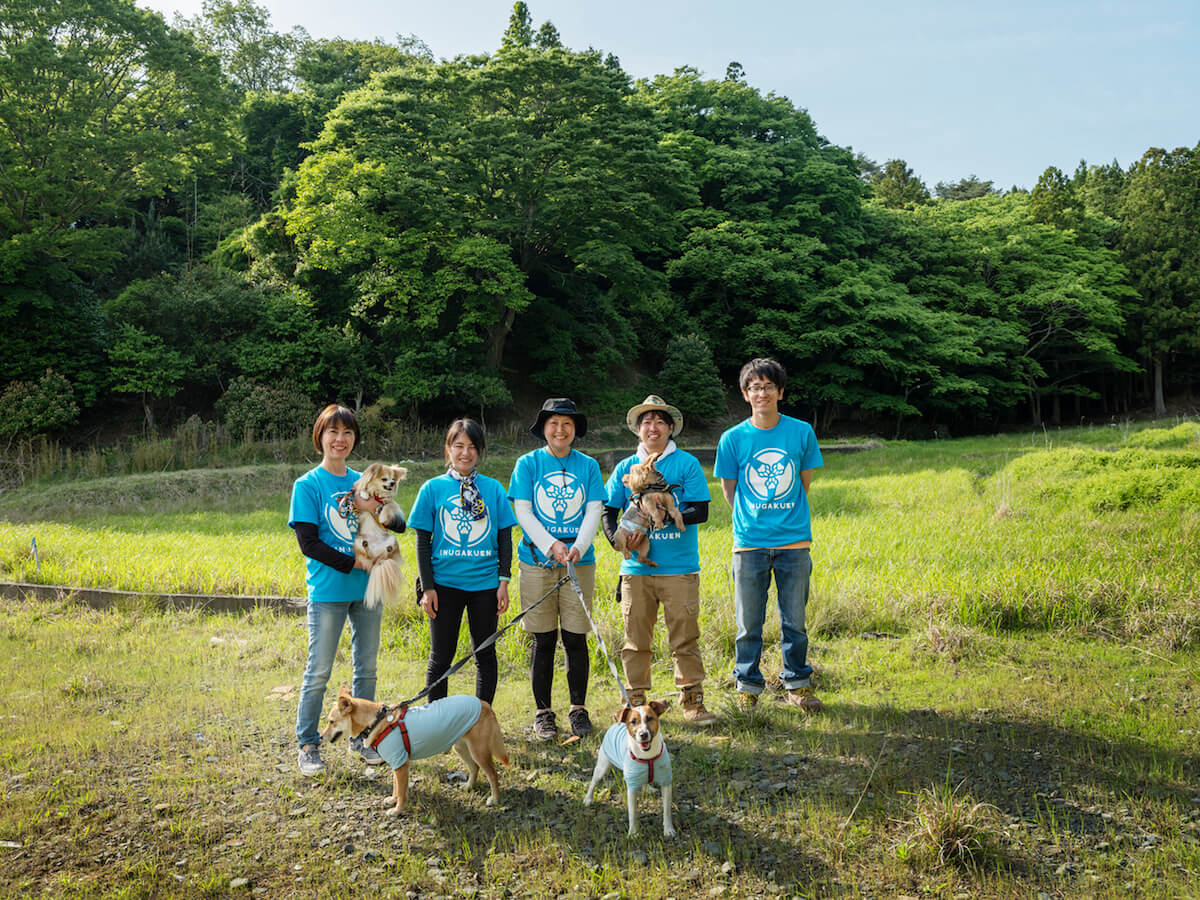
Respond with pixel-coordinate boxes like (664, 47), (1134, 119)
(714, 415), (824, 548)
(507, 447), (605, 566)
(605, 447), (711, 576)
(288, 465), (370, 603)
(409, 472), (517, 591)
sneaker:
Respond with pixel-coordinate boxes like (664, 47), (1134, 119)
(533, 709), (558, 741)
(297, 744), (325, 777)
(735, 692), (758, 711)
(785, 686), (823, 713)
(349, 735), (385, 765)
(568, 707), (594, 737)
(681, 691), (720, 726)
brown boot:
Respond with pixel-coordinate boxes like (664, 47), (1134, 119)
(615, 690), (646, 721)
(681, 689), (719, 726)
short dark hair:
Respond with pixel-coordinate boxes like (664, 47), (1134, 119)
(312, 404), (360, 453)
(739, 358), (787, 393)
(444, 418), (486, 464)
(636, 409), (675, 431)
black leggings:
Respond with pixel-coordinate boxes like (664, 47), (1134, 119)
(530, 629), (589, 709)
(425, 584), (498, 704)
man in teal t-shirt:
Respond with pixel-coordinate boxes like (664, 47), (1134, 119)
(604, 395), (718, 725)
(715, 359), (824, 713)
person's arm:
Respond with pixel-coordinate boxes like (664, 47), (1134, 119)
(720, 478), (737, 507)
(569, 500), (604, 563)
(415, 528), (438, 618)
(293, 522), (355, 573)
(679, 500), (709, 526)
(513, 498), (558, 558)
(800, 469), (814, 496)
(497, 525), (513, 580)
(601, 505), (621, 546)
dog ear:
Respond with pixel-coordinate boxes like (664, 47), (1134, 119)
(649, 699), (668, 716)
(618, 705), (634, 723)
(392, 465), (408, 481)
(645, 451), (660, 466)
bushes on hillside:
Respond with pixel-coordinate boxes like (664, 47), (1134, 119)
(0, 369), (80, 439)
(656, 333), (727, 424)
(216, 377), (313, 441)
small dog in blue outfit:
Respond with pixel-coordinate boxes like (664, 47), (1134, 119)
(583, 700), (675, 837)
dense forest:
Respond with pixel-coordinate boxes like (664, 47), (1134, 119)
(2, 0), (1198, 443)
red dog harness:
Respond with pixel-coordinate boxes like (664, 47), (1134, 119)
(629, 745), (663, 783)
(370, 705), (411, 756)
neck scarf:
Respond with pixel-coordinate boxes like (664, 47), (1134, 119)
(448, 467), (486, 520)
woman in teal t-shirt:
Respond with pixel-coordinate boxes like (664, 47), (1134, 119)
(411, 419), (516, 703)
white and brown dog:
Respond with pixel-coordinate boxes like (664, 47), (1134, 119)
(321, 686), (509, 814)
(583, 700), (675, 837)
(351, 463), (408, 608)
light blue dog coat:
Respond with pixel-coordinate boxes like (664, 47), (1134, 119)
(599, 721), (673, 790)
(373, 695), (482, 769)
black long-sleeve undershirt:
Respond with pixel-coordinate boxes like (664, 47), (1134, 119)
(292, 512), (407, 575)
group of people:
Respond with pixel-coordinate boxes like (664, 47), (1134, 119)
(289, 358), (824, 777)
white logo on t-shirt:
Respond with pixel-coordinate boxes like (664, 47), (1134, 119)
(439, 500), (491, 547)
(327, 501), (353, 543)
(744, 449), (795, 501)
(534, 471), (585, 524)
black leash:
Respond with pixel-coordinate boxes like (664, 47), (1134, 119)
(393, 569), (571, 709)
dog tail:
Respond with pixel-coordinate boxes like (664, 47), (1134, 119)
(364, 558), (401, 609)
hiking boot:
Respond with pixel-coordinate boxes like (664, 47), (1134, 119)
(349, 735), (384, 765)
(297, 744), (325, 777)
(785, 686), (823, 713)
(681, 690), (719, 726)
(735, 691), (758, 711)
(568, 707), (594, 737)
(533, 709), (558, 741)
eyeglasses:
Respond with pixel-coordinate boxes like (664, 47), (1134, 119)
(745, 383), (778, 395)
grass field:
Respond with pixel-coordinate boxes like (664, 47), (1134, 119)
(0, 421), (1198, 898)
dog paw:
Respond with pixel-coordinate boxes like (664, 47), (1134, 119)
(381, 797), (396, 808)
(384, 805), (403, 817)
(664, 826), (676, 838)
(486, 795), (497, 806)
(583, 797), (593, 807)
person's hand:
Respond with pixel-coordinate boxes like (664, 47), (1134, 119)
(626, 530), (647, 551)
(549, 541), (570, 566)
(566, 546), (581, 564)
(496, 582), (510, 615)
(352, 493), (378, 514)
(420, 589), (438, 619)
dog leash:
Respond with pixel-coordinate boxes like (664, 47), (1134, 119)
(392, 570), (572, 709)
(566, 561), (630, 708)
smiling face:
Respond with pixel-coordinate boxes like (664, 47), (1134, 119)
(637, 411), (673, 454)
(447, 435), (479, 475)
(543, 414), (576, 456)
(320, 422), (356, 471)
(741, 376), (782, 416)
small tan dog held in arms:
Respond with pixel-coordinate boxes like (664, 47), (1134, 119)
(321, 686), (509, 814)
(611, 452), (684, 567)
(352, 463), (408, 608)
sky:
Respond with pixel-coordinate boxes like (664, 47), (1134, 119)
(138, 0), (1200, 191)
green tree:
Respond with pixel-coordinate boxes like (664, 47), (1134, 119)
(934, 174), (995, 201)
(177, 0), (308, 93)
(287, 44), (689, 411)
(0, 369), (80, 440)
(1120, 144), (1200, 416)
(500, 2), (533, 50)
(656, 333), (727, 423)
(871, 159), (930, 208)
(0, 0), (228, 400)
(108, 324), (188, 431)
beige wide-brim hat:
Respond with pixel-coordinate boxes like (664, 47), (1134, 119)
(625, 395), (683, 436)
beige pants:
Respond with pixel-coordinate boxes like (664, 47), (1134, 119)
(518, 561), (595, 634)
(618, 573), (705, 696)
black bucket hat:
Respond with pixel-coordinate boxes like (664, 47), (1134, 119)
(530, 398), (588, 439)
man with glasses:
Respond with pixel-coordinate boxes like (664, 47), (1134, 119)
(715, 358), (824, 712)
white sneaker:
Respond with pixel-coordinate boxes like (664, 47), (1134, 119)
(349, 736), (384, 765)
(297, 745), (325, 777)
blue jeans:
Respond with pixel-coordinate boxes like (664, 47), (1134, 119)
(295, 599), (382, 748)
(731, 548), (813, 694)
